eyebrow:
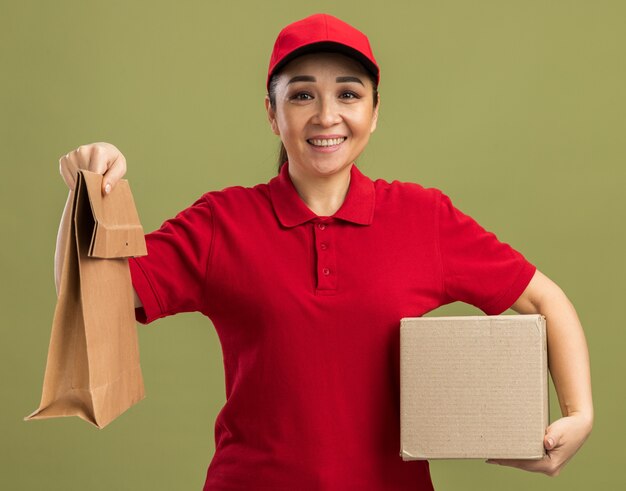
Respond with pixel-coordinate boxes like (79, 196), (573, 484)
(287, 75), (364, 86)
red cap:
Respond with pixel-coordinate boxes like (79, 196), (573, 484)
(266, 13), (380, 92)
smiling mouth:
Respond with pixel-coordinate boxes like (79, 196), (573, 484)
(307, 137), (347, 147)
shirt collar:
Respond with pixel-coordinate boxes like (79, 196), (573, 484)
(268, 161), (376, 228)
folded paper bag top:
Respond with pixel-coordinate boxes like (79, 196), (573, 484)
(25, 170), (147, 429)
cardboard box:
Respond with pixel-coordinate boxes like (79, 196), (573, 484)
(399, 314), (549, 460)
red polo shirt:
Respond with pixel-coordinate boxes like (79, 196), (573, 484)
(128, 161), (536, 491)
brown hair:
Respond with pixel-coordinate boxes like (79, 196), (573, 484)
(267, 56), (379, 174)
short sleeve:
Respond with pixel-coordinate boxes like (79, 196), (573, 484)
(436, 190), (536, 315)
(128, 194), (214, 324)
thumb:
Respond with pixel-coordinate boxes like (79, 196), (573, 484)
(101, 154), (127, 196)
(544, 429), (560, 450)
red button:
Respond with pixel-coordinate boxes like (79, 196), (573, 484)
(322, 267), (330, 275)
(320, 242), (328, 250)
(317, 223), (326, 230)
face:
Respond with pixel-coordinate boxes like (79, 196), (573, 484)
(265, 51), (379, 179)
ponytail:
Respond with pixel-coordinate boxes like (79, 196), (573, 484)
(277, 142), (289, 173)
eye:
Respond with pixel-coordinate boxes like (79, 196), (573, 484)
(340, 91), (360, 100)
(290, 92), (313, 101)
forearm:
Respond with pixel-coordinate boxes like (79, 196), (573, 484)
(54, 190), (73, 297)
(538, 288), (594, 424)
(133, 288), (142, 308)
(490, 277), (593, 474)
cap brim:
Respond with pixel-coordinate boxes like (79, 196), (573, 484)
(270, 41), (379, 85)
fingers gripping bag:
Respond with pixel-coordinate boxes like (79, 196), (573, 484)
(25, 169), (148, 429)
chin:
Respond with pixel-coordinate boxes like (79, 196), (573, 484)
(311, 162), (351, 176)
(310, 156), (353, 170)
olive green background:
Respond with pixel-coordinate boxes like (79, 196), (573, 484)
(2, 1), (623, 489)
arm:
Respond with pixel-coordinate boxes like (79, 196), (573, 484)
(55, 190), (143, 309)
(486, 269), (593, 476)
(133, 287), (142, 309)
(511, 269), (593, 423)
(54, 190), (72, 297)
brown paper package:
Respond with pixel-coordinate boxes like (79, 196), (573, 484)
(25, 169), (148, 429)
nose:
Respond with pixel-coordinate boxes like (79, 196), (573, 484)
(312, 95), (342, 127)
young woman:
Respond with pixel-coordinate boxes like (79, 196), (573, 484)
(56, 13), (593, 491)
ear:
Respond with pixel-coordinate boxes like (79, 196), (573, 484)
(265, 95), (280, 136)
(370, 93), (380, 134)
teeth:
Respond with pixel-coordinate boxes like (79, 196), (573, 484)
(308, 137), (346, 147)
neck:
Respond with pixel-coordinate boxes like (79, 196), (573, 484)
(288, 162), (352, 217)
